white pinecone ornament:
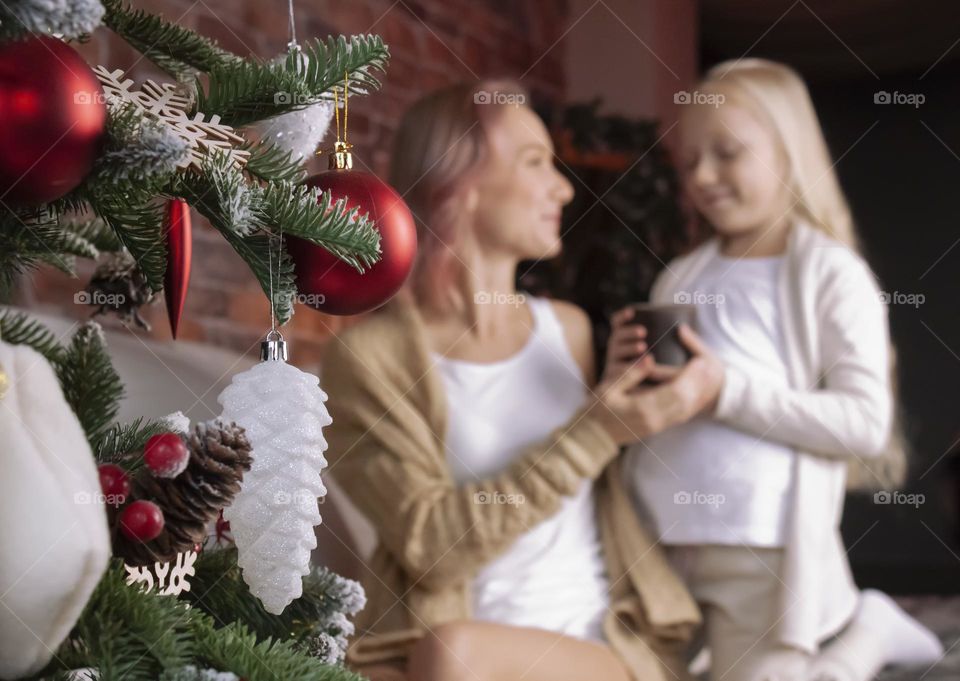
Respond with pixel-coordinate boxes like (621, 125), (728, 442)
(218, 334), (332, 614)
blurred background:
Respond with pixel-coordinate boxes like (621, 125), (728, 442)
(9, 0), (960, 596)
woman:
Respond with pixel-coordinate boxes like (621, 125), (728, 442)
(322, 80), (722, 681)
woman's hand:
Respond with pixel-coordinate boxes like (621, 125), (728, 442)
(603, 306), (648, 383)
(603, 306), (695, 384)
(588, 358), (668, 445)
(589, 320), (725, 445)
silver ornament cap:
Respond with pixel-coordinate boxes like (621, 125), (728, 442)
(260, 329), (288, 362)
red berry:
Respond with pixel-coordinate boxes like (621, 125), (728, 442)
(144, 433), (189, 478)
(119, 500), (165, 542)
(97, 464), (130, 507)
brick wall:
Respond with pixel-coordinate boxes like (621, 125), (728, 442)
(15, 0), (570, 368)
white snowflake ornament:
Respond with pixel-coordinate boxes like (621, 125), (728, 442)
(218, 332), (332, 614)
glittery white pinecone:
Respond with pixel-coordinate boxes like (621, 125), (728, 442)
(218, 359), (332, 614)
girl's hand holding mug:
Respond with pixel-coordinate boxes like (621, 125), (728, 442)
(591, 307), (725, 444)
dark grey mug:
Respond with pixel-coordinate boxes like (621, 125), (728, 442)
(627, 303), (696, 367)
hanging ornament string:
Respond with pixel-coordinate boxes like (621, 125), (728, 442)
(331, 71), (351, 146)
(343, 70), (349, 143)
(267, 231), (276, 335)
(260, 0), (301, 359)
(333, 86), (340, 145)
(286, 0), (299, 51)
(263, 228), (286, 360)
(326, 72), (353, 169)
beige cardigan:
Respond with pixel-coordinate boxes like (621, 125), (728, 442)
(322, 297), (701, 681)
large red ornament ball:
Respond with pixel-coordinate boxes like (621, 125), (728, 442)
(119, 500), (165, 542)
(0, 35), (107, 204)
(144, 432), (190, 478)
(287, 168), (417, 316)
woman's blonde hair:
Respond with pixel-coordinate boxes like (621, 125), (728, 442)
(701, 59), (858, 250)
(389, 79), (530, 313)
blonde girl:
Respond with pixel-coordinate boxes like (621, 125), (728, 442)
(608, 59), (943, 681)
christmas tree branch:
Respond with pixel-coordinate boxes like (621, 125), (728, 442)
(88, 191), (168, 292)
(56, 226), (101, 261)
(95, 416), (173, 468)
(0, 310), (66, 363)
(217, 227), (297, 324)
(63, 216), (126, 253)
(242, 141), (309, 184)
(43, 561), (364, 681)
(0, 211), (81, 290)
(257, 182), (381, 271)
(94, 102), (192, 185)
(175, 155), (261, 236)
(0, 0), (104, 41)
(289, 35), (388, 97)
(56, 322), (124, 446)
(192, 619), (364, 681)
(195, 35), (389, 129)
(55, 565), (198, 681)
(101, 0), (238, 79)
(187, 548), (365, 653)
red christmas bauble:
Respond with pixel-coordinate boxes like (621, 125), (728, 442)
(119, 500), (165, 542)
(97, 463), (130, 507)
(144, 433), (189, 478)
(163, 199), (193, 339)
(0, 35), (106, 204)
(287, 163), (417, 316)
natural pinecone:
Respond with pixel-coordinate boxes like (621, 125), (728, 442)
(115, 419), (253, 566)
(85, 251), (155, 330)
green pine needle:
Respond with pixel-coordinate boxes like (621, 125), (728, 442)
(258, 182), (381, 272)
(195, 35), (389, 129)
(58, 565), (198, 681)
(46, 560), (363, 681)
(102, 0), (238, 79)
(0, 211), (83, 290)
(95, 416), (172, 468)
(193, 620), (364, 681)
(0, 310), (66, 364)
(175, 154), (262, 237)
(94, 102), (191, 186)
(56, 322), (124, 446)
(64, 216), (125, 253)
(218, 226), (297, 325)
(88, 192), (168, 293)
(186, 548), (363, 646)
(243, 142), (309, 184)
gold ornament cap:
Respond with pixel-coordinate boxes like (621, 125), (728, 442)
(328, 139), (353, 170)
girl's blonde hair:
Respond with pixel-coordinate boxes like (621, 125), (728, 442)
(701, 59), (858, 250)
(701, 59), (907, 490)
(389, 79), (529, 313)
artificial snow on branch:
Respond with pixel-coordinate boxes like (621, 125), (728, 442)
(94, 102), (193, 185)
(0, 0), (105, 41)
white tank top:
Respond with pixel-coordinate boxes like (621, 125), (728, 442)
(627, 254), (795, 547)
(432, 296), (611, 641)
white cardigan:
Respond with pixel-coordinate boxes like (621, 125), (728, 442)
(649, 220), (893, 653)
